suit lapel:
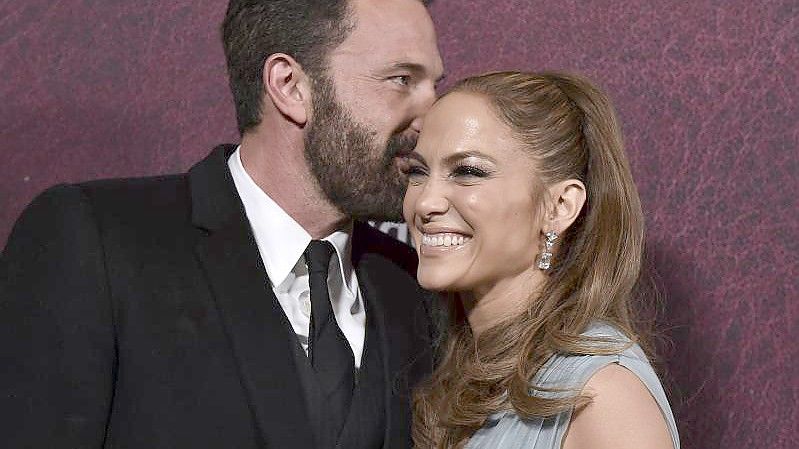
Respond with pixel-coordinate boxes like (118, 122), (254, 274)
(355, 261), (398, 448)
(352, 224), (434, 449)
(190, 146), (315, 449)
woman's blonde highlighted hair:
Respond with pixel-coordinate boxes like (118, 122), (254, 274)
(412, 71), (647, 448)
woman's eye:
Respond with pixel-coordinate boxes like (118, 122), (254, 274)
(404, 165), (428, 178)
(452, 165), (489, 178)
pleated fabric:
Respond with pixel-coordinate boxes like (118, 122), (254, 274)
(465, 322), (680, 449)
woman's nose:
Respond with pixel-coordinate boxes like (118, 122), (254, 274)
(414, 180), (449, 220)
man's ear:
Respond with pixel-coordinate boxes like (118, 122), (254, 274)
(263, 53), (311, 126)
(543, 179), (587, 234)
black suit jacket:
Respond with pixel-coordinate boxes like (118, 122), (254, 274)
(0, 145), (434, 448)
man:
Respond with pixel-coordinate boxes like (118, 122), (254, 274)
(0, 0), (444, 447)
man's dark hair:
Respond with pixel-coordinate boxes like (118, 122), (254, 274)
(221, 0), (355, 134)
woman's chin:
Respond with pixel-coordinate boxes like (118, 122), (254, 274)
(417, 272), (448, 292)
(417, 270), (465, 292)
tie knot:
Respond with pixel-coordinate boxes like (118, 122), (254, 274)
(304, 240), (335, 274)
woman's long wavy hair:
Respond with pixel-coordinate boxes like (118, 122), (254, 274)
(412, 71), (647, 448)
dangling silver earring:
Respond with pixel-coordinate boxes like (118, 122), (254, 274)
(537, 231), (558, 270)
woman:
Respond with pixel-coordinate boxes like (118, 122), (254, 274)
(403, 71), (679, 449)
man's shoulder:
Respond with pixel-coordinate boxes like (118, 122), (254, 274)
(69, 144), (233, 208)
(4, 173), (194, 255)
(67, 174), (190, 220)
(76, 172), (188, 199)
(19, 173), (188, 216)
(16, 173), (193, 239)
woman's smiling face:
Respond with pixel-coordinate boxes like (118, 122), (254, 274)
(403, 92), (545, 293)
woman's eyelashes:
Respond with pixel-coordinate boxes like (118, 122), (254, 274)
(404, 163), (428, 183)
(405, 161), (426, 175)
(451, 163), (491, 179)
(405, 160), (493, 185)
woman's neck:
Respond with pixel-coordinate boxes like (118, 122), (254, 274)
(461, 268), (547, 338)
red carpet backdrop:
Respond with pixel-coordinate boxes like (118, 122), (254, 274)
(1, 1), (797, 448)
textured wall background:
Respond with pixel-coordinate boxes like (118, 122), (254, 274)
(1, 1), (797, 448)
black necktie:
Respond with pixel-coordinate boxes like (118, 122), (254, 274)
(304, 240), (355, 432)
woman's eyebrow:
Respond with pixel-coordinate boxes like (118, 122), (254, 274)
(442, 149), (497, 165)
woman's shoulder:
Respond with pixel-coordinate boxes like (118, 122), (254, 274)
(531, 322), (679, 448)
(549, 321), (679, 449)
(467, 322), (679, 449)
(562, 362), (676, 449)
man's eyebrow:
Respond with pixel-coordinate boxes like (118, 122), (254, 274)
(387, 62), (446, 83)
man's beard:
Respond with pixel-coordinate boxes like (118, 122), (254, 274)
(303, 76), (416, 222)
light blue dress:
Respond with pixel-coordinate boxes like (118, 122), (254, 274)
(465, 322), (680, 449)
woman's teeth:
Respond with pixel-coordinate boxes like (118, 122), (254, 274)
(421, 233), (471, 247)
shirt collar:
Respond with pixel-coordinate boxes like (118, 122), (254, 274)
(325, 224), (355, 295)
(228, 147), (356, 295)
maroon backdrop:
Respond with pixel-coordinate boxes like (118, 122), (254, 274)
(1, 1), (797, 448)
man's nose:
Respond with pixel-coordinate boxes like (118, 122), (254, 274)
(409, 83), (438, 134)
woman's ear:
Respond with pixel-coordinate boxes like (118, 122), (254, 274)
(262, 53), (311, 126)
(544, 179), (586, 234)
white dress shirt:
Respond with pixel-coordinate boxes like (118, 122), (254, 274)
(228, 148), (366, 367)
